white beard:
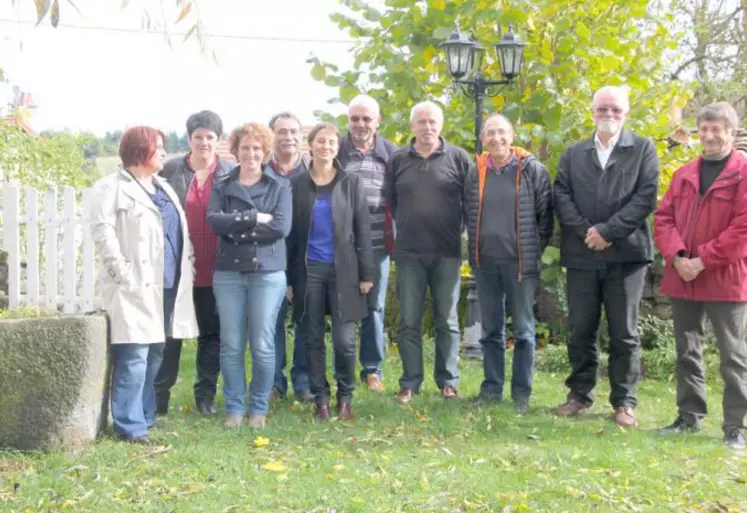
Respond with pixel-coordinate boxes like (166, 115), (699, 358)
(597, 119), (620, 134)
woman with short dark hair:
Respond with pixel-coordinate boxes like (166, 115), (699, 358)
(91, 126), (198, 444)
(156, 110), (233, 417)
(286, 122), (375, 421)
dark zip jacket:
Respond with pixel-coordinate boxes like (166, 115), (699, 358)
(466, 147), (554, 279)
(286, 165), (375, 323)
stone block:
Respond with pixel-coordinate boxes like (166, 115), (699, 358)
(0, 315), (110, 451)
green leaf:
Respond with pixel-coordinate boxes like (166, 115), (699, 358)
(575, 21), (591, 42)
(311, 64), (326, 81)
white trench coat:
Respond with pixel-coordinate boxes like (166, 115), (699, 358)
(90, 168), (198, 344)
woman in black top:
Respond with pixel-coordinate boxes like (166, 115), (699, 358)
(286, 122), (375, 421)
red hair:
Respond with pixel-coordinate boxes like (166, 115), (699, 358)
(119, 126), (166, 168)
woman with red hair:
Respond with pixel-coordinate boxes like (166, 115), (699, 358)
(91, 126), (198, 444)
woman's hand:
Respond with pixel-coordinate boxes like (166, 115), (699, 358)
(359, 281), (374, 295)
(257, 212), (274, 225)
(286, 286), (294, 302)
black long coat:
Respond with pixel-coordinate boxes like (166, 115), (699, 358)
(287, 166), (375, 323)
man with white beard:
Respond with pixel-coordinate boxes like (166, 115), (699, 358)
(553, 86), (660, 427)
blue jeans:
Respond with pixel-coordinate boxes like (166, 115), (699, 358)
(213, 270), (286, 416)
(110, 286), (175, 440)
(273, 300), (310, 397)
(475, 261), (538, 401)
(359, 255), (390, 380)
(396, 256), (461, 391)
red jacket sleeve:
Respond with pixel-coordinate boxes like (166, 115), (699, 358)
(653, 177), (686, 265)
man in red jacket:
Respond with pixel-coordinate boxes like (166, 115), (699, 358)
(654, 102), (747, 451)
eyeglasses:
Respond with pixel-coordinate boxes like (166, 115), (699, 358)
(594, 106), (624, 115)
(350, 115), (374, 123)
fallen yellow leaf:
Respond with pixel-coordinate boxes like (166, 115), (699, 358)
(263, 461), (285, 472)
(253, 436), (270, 448)
(333, 464), (344, 472)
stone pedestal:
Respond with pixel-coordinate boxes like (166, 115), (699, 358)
(0, 315), (110, 451)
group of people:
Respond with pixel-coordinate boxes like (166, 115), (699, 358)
(90, 85), (747, 452)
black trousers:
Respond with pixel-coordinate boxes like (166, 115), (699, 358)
(564, 263), (647, 408)
(155, 286), (221, 411)
(304, 261), (356, 403)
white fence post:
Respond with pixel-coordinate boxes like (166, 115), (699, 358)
(2, 183), (21, 309)
(43, 188), (58, 311)
(25, 188), (40, 305)
(81, 188), (96, 312)
(62, 187), (77, 314)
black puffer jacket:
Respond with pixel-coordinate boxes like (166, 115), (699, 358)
(466, 148), (554, 279)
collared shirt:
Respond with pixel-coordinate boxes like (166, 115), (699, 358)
(184, 158), (219, 287)
(594, 129), (621, 169)
(269, 153), (309, 178)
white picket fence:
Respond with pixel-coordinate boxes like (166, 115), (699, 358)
(2, 183), (100, 313)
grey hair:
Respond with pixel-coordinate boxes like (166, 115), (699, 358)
(696, 102), (740, 131)
(592, 85), (630, 111)
(348, 94), (380, 116)
(481, 113), (514, 135)
(268, 111), (302, 131)
(409, 101), (443, 122)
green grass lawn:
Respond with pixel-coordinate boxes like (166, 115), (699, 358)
(1, 342), (746, 513)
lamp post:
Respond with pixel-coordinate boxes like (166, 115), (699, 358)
(441, 23), (526, 359)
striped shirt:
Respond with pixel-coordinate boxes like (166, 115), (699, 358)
(343, 148), (387, 252)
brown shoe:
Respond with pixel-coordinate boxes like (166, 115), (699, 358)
(555, 398), (588, 417)
(224, 414), (244, 429)
(614, 406), (637, 427)
(315, 401), (331, 422)
(365, 374), (385, 392)
(337, 401), (354, 420)
(394, 388), (414, 404)
(247, 414), (266, 429)
(442, 385), (459, 400)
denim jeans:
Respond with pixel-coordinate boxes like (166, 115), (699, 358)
(359, 254), (390, 380)
(396, 256), (461, 391)
(273, 300), (310, 397)
(213, 270), (286, 416)
(475, 261), (538, 401)
(110, 286), (176, 440)
(305, 261), (357, 402)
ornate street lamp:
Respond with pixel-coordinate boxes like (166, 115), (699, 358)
(442, 23), (526, 359)
(441, 23), (526, 153)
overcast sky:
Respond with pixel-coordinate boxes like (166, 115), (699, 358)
(0, 0), (359, 135)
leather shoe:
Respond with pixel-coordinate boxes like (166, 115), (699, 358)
(555, 398), (588, 417)
(658, 416), (702, 435)
(315, 401), (331, 421)
(442, 385), (459, 400)
(337, 401), (354, 420)
(614, 406), (637, 427)
(365, 374), (385, 392)
(394, 388), (415, 404)
(197, 402), (217, 416)
(127, 436), (151, 445)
